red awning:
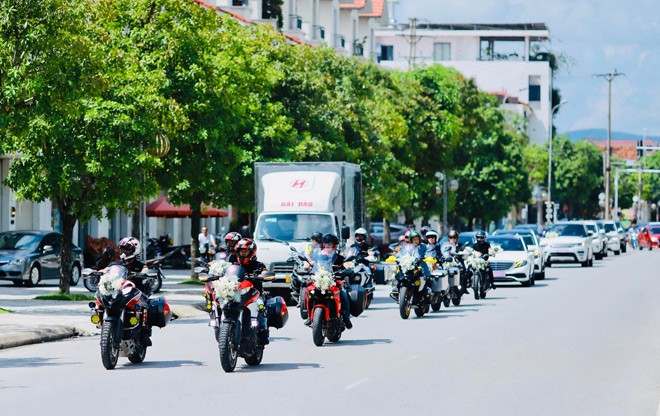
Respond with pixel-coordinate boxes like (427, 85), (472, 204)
(145, 196), (228, 218)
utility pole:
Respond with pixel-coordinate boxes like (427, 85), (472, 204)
(595, 70), (623, 220)
(399, 17), (422, 69)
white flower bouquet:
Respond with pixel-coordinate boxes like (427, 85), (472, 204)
(545, 231), (559, 239)
(442, 257), (461, 270)
(460, 246), (474, 260)
(213, 277), (239, 306)
(466, 255), (487, 271)
(397, 254), (418, 273)
(208, 260), (229, 277)
(99, 272), (123, 297)
(312, 268), (336, 294)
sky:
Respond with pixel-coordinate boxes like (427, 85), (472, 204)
(395, 0), (660, 137)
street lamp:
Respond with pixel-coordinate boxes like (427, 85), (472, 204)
(435, 172), (459, 235)
(547, 100), (568, 224)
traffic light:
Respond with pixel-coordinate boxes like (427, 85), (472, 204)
(637, 138), (644, 160)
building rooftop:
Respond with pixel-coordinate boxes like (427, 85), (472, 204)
(396, 23), (549, 31)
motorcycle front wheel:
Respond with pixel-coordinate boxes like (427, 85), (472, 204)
(218, 323), (238, 372)
(473, 272), (481, 300)
(84, 276), (99, 293)
(312, 307), (325, 347)
(299, 288), (308, 320)
(100, 321), (119, 370)
(399, 287), (411, 319)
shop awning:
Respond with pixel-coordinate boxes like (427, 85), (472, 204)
(145, 196), (228, 218)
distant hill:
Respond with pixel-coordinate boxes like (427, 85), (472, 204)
(564, 129), (660, 142)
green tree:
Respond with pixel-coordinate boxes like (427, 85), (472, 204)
(1, 0), (176, 293)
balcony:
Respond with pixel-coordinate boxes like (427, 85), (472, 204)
(288, 14), (302, 31)
(313, 25), (325, 40)
(335, 34), (346, 49)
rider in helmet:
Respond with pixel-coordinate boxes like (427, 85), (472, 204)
(115, 236), (152, 295)
(232, 238), (270, 344)
(425, 230), (440, 257)
(472, 230), (496, 289)
(442, 230), (469, 294)
(223, 231), (242, 263)
(347, 227), (373, 266)
(306, 231), (324, 266)
(304, 233), (352, 329)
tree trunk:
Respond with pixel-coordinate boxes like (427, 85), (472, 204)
(383, 217), (391, 247)
(190, 200), (202, 280)
(58, 204), (76, 295)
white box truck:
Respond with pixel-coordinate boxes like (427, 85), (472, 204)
(253, 162), (365, 300)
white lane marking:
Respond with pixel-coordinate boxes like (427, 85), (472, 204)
(345, 378), (370, 390)
(402, 355), (419, 363)
(656, 399), (660, 416)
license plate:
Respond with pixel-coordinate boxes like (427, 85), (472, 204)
(493, 271), (506, 278)
(285, 275), (291, 283)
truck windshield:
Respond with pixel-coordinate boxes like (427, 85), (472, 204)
(255, 214), (335, 242)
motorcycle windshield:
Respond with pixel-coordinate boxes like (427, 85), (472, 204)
(397, 244), (421, 260)
(344, 246), (359, 261)
(224, 264), (246, 280)
(424, 245), (438, 259)
(312, 248), (336, 273)
(98, 265), (128, 297)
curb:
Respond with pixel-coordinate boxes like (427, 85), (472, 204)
(0, 325), (90, 350)
(0, 304), (208, 351)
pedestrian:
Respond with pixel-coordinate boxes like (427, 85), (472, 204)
(198, 226), (217, 262)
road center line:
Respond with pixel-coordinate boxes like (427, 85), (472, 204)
(345, 378), (370, 390)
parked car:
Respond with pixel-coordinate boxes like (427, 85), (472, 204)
(513, 223), (544, 235)
(369, 222), (407, 247)
(638, 225), (660, 250)
(0, 231), (84, 287)
(614, 220), (627, 253)
(580, 221), (606, 260)
(493, 229), (546, 279)
(540, 222), (594, 267)
(596, 220), (621, 255)
(488, 235), (535, 287)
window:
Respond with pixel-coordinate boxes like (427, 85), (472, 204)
(528, 75), (541, 102)
(433, 42), (451, 61)
(380, 45), (394, 61)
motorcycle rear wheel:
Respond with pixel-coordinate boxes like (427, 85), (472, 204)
(312, 307), (325, 346)
(327, 322), (342, 343)
(218, 324), (238, 372)
(127, 343), (147, 364)
(244, 347), (263, 366)
(299, 288), (308, 320)
(100, 322), (119, 370)
(398, 287), (411, 319)
(431, 301), (441, 312)
(443, 294), (451, 308)
(414, 306), (426, 317)
(451, 293), (462, 306)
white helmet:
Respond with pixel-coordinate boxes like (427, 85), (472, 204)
(355, 227), (368, 237)
(118, 237), (141, 261)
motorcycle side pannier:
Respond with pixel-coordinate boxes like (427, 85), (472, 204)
(266, 296), (289, 329)
(348, 284), (366, 317)
(448, 271), (460, 287)
(430, 270), (449, 293)
(147, 297), (172, 328)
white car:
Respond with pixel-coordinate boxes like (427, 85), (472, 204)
(495, 229), (546, 279)
(540, 222), (594, 267)
(581, 221), (606, 260)
(596, 220), (621, 255)
(487, 235), (536, 287)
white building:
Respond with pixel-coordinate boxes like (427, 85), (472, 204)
(374, 22), (554, 144)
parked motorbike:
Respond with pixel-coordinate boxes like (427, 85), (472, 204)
(393, 243), (431, 319)
(463, 248), (491, 300)
(145, 234), (190, 268)
(84, 264), (172, 370)
(305, 248), (366, 346)
(195, 263), (288, 372)
(342, 246), (376, 309)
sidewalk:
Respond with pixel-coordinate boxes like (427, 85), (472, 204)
(0, 270), (208, 350)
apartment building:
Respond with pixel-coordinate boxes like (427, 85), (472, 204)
(374, 22), (554, 145)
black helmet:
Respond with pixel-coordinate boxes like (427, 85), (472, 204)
(448, 230), (459, 239)
(476, 230), (486, 240)
(322, 233), (339, 247)
(311, 232), (323, 244)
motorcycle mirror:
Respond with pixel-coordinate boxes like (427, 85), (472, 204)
(193, 267), (207, 274)
(197, 274), (212, 282)
(258, 272), (275, 281)
(82, 268), (96, 275)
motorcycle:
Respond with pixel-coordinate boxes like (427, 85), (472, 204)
(441, 255), (465, 307)
(84, 264), (172, 370)
(305, 248), (366, 346)
(287, 246), (313, 319)
(196, 263), (289, 372)
(145, 234), (190, 268)
(423, 250), (451, 312)
(342, 246), (376, 309)
(83, 254), (166, 293)
(463, 248), (491, 300)
(393, 243), (431, 319)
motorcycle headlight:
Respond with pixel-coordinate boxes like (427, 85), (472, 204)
(10, 258), (26, 266)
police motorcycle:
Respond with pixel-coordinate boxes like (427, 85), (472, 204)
(342, 246), (376, 309)
(392, 243), (432, 319)
(194, 261), (289, 372)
